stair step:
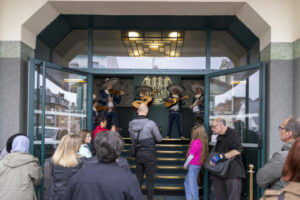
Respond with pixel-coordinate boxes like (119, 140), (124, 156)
(127, 157), (185, 161)
(130, 165), (184, 170)
(124, 144), (189, 147)
(142, 184), (184, 190)
(123, 150), (186, 154)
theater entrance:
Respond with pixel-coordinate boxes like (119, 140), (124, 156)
(28, 57), (265, 199)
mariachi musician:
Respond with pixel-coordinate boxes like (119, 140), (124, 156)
(190, 82), (204, 123)
(164, 84), (187, 139)
(98, 78), (124, 129)
(132, 85), (156, 109)
(134, 85), (153, 101)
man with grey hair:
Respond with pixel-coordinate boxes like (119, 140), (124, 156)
(129, 104), (162, 200)
(210, 118), (245, 200)
(257, 117), (300, 190)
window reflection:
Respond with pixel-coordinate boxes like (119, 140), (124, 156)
(211, 31), (247, 69)
(33, 68), (87, 158)
(209, 69), (260, 143)
(52, 30), (88, 68)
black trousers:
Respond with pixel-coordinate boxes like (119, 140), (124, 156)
(135, 151), (156, 200)
(212, 176), (242, 200)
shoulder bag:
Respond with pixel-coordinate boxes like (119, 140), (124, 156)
(130, 130), (142, 157)
(204, 146), (233, 178)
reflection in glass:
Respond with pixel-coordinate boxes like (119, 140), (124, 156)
(52, 30), (88, 68)
(211, 31), (247, 69)
(209, 69), (260, 144)
(93, 30), (206, 69)
(33, 67), (87, 159)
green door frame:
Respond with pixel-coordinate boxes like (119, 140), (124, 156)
(28, 58), (265, 199)
(203, 62), (266, 199)
(28, 58), (92, 199)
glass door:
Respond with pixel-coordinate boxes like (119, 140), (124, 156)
(204, 63), (266, 200)
(28, 59), (92, 199)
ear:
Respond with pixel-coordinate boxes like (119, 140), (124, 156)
(287, 131), (293, 139)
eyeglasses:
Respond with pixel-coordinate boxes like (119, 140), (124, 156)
(278, 126), (289, 131)
(211, 124), (222, 129)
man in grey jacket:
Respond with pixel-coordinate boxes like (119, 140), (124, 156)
(256, 117), (300, 190)
(128, 104), (162, 200)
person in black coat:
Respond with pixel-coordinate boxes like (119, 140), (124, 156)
(64, 131), (143, 200)
(49, 134), (83, 200)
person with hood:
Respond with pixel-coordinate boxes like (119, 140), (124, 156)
(128, 104), (162, 200)
(0, 133), (25, 160)
(0, 135), (43, 200)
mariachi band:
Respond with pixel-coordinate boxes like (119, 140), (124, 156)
(93, 77), (204, 138)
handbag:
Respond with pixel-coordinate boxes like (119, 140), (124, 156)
(130, 130), (141, 157)
(204, 146), (233, 178)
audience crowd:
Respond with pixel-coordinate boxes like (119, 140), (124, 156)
(1, 106), (300, 200)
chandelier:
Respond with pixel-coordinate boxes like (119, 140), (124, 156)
(121, 31), (184, 57)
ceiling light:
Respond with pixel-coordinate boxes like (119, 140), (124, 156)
(169, 32), (178, 38)
(122, 31), (184, 57)
(63, 79), (86, 83)
(128, 32), (140, 37)
(230, 80), (247, 85)
(150, 45), (159, 49)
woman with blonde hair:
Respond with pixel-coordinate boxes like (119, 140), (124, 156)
(184, 121), (208, 200)
(49, 133), (83, 200)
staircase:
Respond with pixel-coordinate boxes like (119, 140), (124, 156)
(122, 138), (190, 196)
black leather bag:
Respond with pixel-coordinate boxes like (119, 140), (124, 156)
(130, 130), (141, 157)
(129, 145), (136, 157)
(204, 151), (232, 178)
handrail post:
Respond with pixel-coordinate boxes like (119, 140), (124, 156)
(248, 164), (254, 200)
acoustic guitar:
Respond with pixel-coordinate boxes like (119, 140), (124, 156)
(191, 95), (204, 107)
(132, 90), (160, 109)
(164, 95), (189, 108)
(96, 105), (108, 111)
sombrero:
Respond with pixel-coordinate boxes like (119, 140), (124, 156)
(101, 77), (119, 89)
(135, 85), (153, 92)
(167, 84), (184, 93)
(191, 82), (204, 93)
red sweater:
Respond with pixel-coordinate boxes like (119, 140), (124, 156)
(93, 126), (109, 139)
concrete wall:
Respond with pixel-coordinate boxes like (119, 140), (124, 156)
(0, 0), (298, 48)
(0, 41), (34, 149)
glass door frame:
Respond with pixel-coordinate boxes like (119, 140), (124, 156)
(203, 62), (266, 199)
(28, 58), (93, 199)
(28, 58), (266, 199)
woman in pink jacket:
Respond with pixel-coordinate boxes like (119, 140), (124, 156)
(184, 124), (208, 200)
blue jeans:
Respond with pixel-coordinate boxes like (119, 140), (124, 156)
(185, 165), (201, 200)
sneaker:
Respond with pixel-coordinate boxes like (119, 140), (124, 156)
(180, 136), (187, 140)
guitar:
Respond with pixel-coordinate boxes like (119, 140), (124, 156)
(96, 105), (108, 111)
(132, 90), (160, 109)
(164, 95), (189, 108)
(191, 95), (204, 108)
